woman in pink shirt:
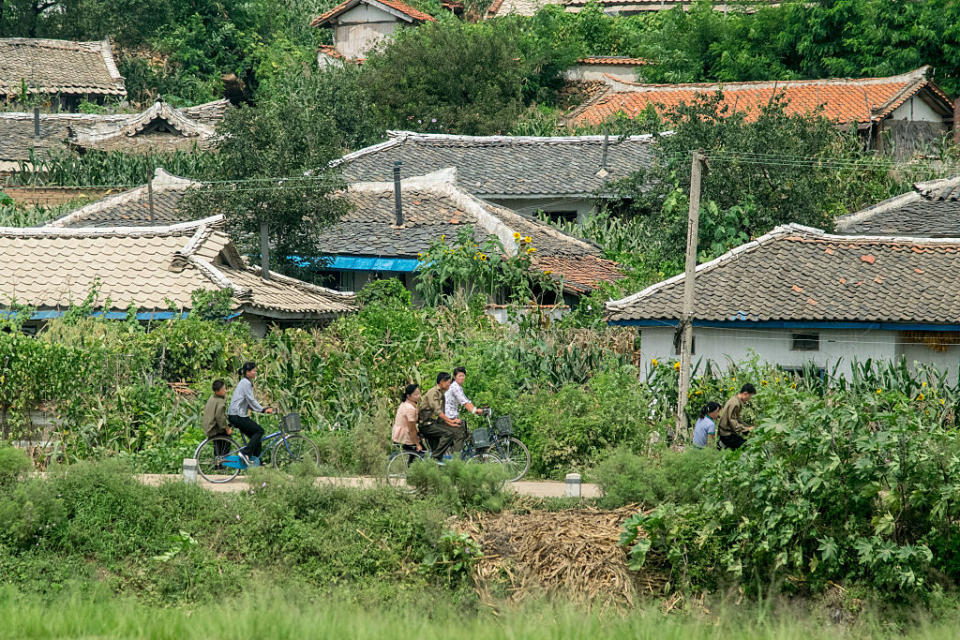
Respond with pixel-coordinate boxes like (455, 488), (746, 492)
(392, 383), (422, 454)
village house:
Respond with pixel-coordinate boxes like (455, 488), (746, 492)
(333, 131), (658, 223)
(0, 98), (227, 175)
(312, 168), (623, 308)
(310, 0), (435, 63)
(606, 224), (960, 382)
(567, 66), (955, 157)
(0, 215), (355, 336)
(836, 175), (960, 237)
(0, 38), (126, 109)
(41, 167), (621, 314)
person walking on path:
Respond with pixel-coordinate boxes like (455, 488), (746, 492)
(227, 361), (275, 466)
(718, 383), (756, 450)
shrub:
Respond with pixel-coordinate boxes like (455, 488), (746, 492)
(406, 458), (511, 512)
(0, 446), (31, 487)
(357, 278), (412, 309)
(621, 388), (960, 599)
(593, 446), (718, 509)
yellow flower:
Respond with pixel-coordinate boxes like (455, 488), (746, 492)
(761, 380), (768, 385)
(651, 359), (659, 367)
(876, 389), (882, 394)
(524, 236), (532, 243)
(479, 254), (488, 261)
(922, 381), (927, 387)
(441, 234), (445, 241)
(918, 393), (925, 401)
(513, 232), (521, 240)
(526, 247), (536, 254)
(791, 383), (797, 389)
(940, 398), (946, 405)
(543, 270), (553, 275)
(673, 361), (681, 370)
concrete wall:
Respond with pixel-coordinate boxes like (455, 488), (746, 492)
(639, 326), (900, 378)
(896, 339), (960, 384)
(486, 196), (596, 224)
(332, 4), (402, 58)
(564, 64), (644, 83)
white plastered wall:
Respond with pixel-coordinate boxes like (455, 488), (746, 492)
(638, 326), (900, 378)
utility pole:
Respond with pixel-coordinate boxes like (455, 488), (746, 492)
(676, 150), (706, 443)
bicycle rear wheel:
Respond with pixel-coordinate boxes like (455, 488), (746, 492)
(271, 434), (321, 470)
(195, 436), (243, 483)
(386, 450), (422, 491)
(496, 437), (531, 482)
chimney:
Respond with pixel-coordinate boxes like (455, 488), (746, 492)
(393, 161), (403, 227)
(260, 221), (271, 280)
(33, 107), (40, 138)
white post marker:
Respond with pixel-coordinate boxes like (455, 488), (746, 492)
(182, 458), (199, 484)
(565, 473), (582, 498)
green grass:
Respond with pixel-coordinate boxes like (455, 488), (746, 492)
(0, 590), (957, 640)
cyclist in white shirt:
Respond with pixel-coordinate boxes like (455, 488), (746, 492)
(444, 366), (482, 455)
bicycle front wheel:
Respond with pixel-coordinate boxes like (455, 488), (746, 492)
(496, 437), (531, 482)
(195, 436), (243, 483)
(386, 451), (422, 491)
(271, 434), (321, 471)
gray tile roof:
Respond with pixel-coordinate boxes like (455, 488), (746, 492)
(333, 131), (657, 198)
(836, 176), (960, 237)
(320, 169), (623, 293)
(0, 216), (354, 318)
(46, 168), (625, 294)
(0, 100), (227, 165)
(0, 38), (125, 97)
(606, 224), (960, 325)
(47, 169), (196, 228)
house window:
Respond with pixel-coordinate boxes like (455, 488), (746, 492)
(791, 333), (820, 351)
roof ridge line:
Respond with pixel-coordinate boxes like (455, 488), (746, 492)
(604, 66), (933, 94)
(34, 214), (222, 236)
(330, 134), (408, 167)
(383, 129), (661, 144)
(835, 191), (923, 230)
(185, 254), (251, 301)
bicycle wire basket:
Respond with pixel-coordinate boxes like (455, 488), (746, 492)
(494, 415), (512, 436)
(282, 412), (302, 432)
(471, 427), (492, 449)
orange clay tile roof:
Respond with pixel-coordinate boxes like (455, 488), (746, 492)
(577, 56), (650, 66)
(311, 0), (435, 26)
(568, 66), (953, 127)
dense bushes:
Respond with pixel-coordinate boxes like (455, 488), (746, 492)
(592, 446), (716, 509)
(621, 382), (960, 599)
(0, 461), (449, 602)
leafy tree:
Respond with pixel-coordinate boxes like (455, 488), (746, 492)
(180, 76), (350, 276)
(361, 18), (574, 135)
(598, 94), (904, 273)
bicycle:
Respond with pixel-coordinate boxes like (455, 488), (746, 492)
(194, 412), (321, 483)
(385, 437), (502, 490)
(471, 409), (531, 482)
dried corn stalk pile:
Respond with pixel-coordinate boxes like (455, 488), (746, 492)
(457, 506), (666, 606)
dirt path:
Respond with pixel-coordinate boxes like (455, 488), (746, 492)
(137, 474), (601, 498)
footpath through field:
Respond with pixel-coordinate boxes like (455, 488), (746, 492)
(137, 474), (601, 498)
